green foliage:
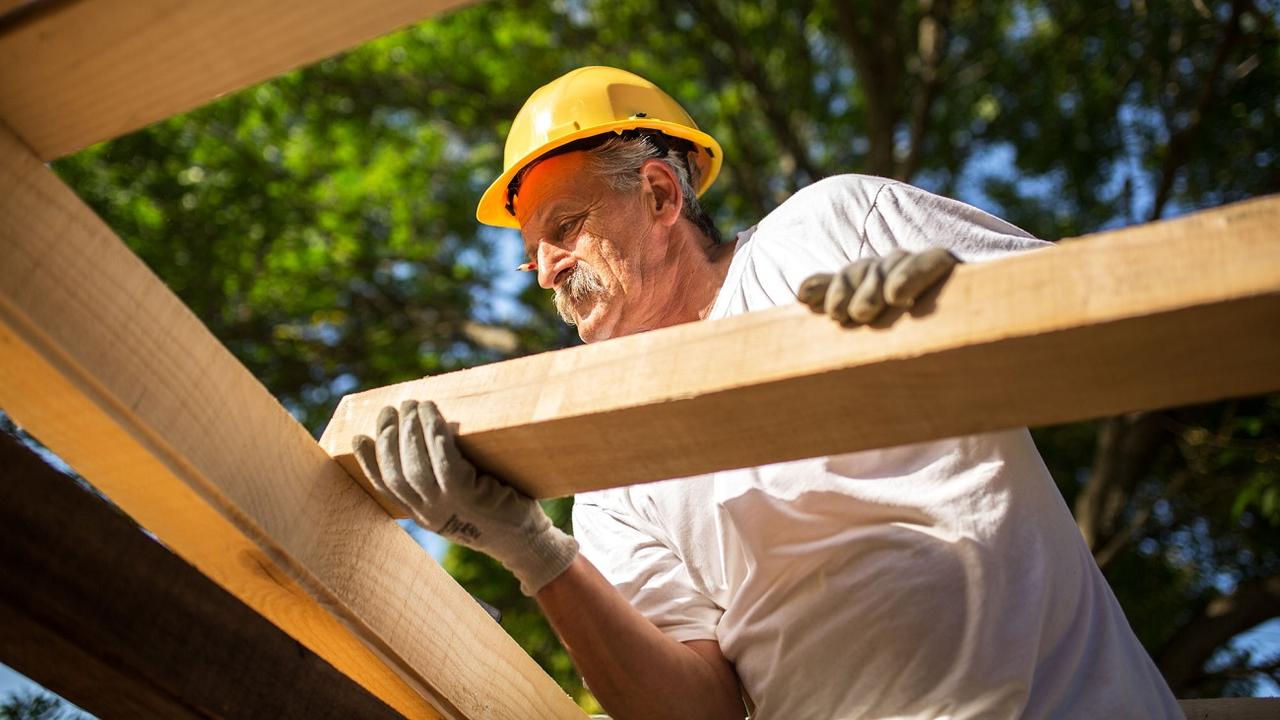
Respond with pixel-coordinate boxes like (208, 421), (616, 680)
(0, 691), (88, 720)
(51, 0), (1279, 705)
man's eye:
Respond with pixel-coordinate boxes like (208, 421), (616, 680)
(557, 217), (580, 239)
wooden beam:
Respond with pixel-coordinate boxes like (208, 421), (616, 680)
(0, 433), (404, 720)
(0, 0), (472, 160)
(322, 196), (1280, 510)
(0, 124), (583, 719)
(0, 0), (40, 24)
(1179, 698), (1280, 720)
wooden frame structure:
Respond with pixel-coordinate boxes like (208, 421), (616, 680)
(0, 0), (473, 161)
(0, 119), (581, 719)
(0, 2), (580, 718)
(0, 1), (1276, 718)
(0, 433), (403, 720)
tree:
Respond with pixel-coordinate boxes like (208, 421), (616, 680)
(50, 0), (1280, 705)
(0, 691), (88, 720)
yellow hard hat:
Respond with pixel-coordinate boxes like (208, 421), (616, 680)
(476, 66), (723, 229)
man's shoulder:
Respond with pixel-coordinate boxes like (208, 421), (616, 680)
(755, 174), (895, 228)
(746, 174), (1045, 262)
(729, 174), (895, 275)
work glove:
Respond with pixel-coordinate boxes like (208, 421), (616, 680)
(796, 248), (959, 325)
(352, 399), (578, 596)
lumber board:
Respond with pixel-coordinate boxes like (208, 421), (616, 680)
(0, 0), (472, 160)
(0, 0), (37, 23)
(0, 433), (402, 720)
(322, 195), (1280, 512)
(1179, 698), (1280, 720)
(0, 124), (583, 720)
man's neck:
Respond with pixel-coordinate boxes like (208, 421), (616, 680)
(696, 238), (737, 319)
(651, 222), (736, 328)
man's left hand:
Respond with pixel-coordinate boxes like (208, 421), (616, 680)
(796, 248), (959, 326)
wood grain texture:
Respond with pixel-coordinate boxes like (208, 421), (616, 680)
(0, 0), (472, 160)
(0, 433), (404, 720)
(0, 123), (583, 719)
(322, 195), (1280, 512)
(1179, 698), (1280, 720)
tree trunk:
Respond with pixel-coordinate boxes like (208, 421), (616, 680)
(1157, 575), (1280, 693)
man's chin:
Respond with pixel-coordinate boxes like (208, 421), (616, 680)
(573, 301), (615, 343)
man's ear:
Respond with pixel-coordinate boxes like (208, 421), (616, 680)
(639, 158), (683, 228)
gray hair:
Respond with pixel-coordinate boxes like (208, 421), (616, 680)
(584, 135), (722, 245)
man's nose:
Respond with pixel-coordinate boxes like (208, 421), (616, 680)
(535, 242), (573, 290)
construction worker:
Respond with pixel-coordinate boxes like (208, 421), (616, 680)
(353, 67), (1182, 719)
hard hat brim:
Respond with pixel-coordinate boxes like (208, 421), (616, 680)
(476, 119), (723, 229)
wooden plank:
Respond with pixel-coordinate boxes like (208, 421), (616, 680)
(0, 433), (404, 720)
(1179, 698), (1280, 720)
(0, 0), (40, 23)
(322, 196), (1280, 511)
(0, 124), (583, 720)
(0, 0), (472, 160)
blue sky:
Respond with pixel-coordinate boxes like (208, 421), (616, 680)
(0, 664), (93, 717)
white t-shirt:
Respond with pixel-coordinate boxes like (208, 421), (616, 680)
(573, 176), (1182, 719)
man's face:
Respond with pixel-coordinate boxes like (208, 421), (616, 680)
(516, 152), (673, 343)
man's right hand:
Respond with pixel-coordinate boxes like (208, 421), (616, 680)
(354, 401), (742, 719)
(352, 399), (577, 596)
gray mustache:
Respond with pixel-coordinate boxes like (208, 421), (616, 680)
(553, 263), (606, 325)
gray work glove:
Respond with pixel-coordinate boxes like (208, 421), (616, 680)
(796, 248), (959, 325)
(352, 399), (578, 596)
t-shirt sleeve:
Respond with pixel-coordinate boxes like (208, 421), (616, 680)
(865, 181), (1052, 261)
(573, 493), (723, 643)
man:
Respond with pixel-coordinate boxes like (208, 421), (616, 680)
(354, 67), (1181, 719)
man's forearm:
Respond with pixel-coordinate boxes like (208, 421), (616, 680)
(536, 555), (744, 720)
